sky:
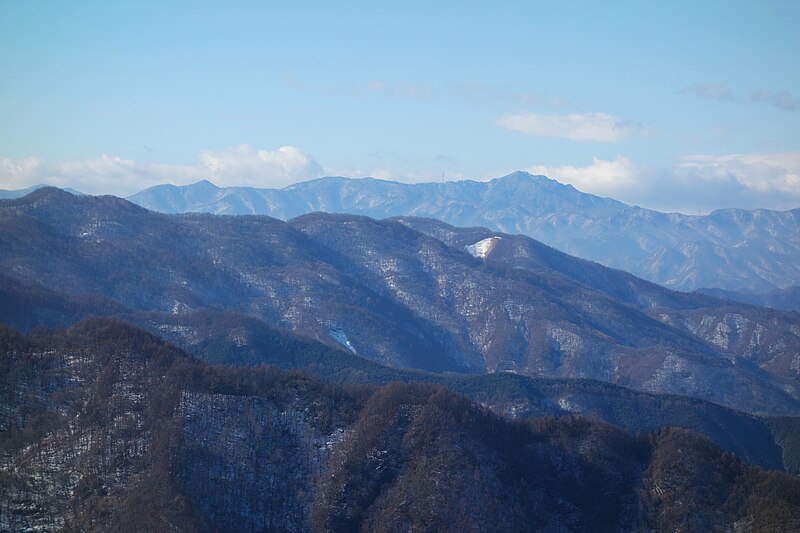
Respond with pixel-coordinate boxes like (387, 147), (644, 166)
(1, 0), (799, 213)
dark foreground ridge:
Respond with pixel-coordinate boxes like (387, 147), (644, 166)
(1, 319), (800, 532)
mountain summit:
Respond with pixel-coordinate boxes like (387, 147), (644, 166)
(127, 172), (800, 292)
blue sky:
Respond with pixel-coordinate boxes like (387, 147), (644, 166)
(1, 1), (799, 212)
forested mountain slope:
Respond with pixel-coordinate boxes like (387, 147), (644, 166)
(2, 188), (800, 415)
(2, 320), (799, 532)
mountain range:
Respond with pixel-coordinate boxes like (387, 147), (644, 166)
(127, 172), (800, 293)
(2, 187), (800, 417)
(4, 187), (800, 530)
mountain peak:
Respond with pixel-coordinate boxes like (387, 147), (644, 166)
(9, 186), (77, 204)
(494, 171), (576, 191)
(499, 170), (537, 179)
(497, 170), (551, 182)
(190, 179), (220, 190)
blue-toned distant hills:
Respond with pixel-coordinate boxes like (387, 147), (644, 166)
(127, 172), (800, 293)
(0, 184), (84, 199)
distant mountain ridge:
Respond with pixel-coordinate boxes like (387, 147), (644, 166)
(0, 184), (84, 199)
(127, 172), (800, 293)
(696, 285), (800, 313)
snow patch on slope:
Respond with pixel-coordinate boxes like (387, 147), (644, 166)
(329, 329), (358, 354)
(466, 236), (501, 259)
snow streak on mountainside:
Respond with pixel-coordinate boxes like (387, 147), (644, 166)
(466, 236), (501, 259)
(127, 172), (800, 293)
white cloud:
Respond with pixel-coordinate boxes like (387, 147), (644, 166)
(0, 154), (195, 196)
(497, 112), (644, 142)
(199, 145), (323, 188)
(526, 156), (644, 199)
(0, 156), (46, 190)
(677, 152), (800, 197)
(0, 145), (324, 196)
(679, 82), (735, 101)
(528, 152), (800, 213)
